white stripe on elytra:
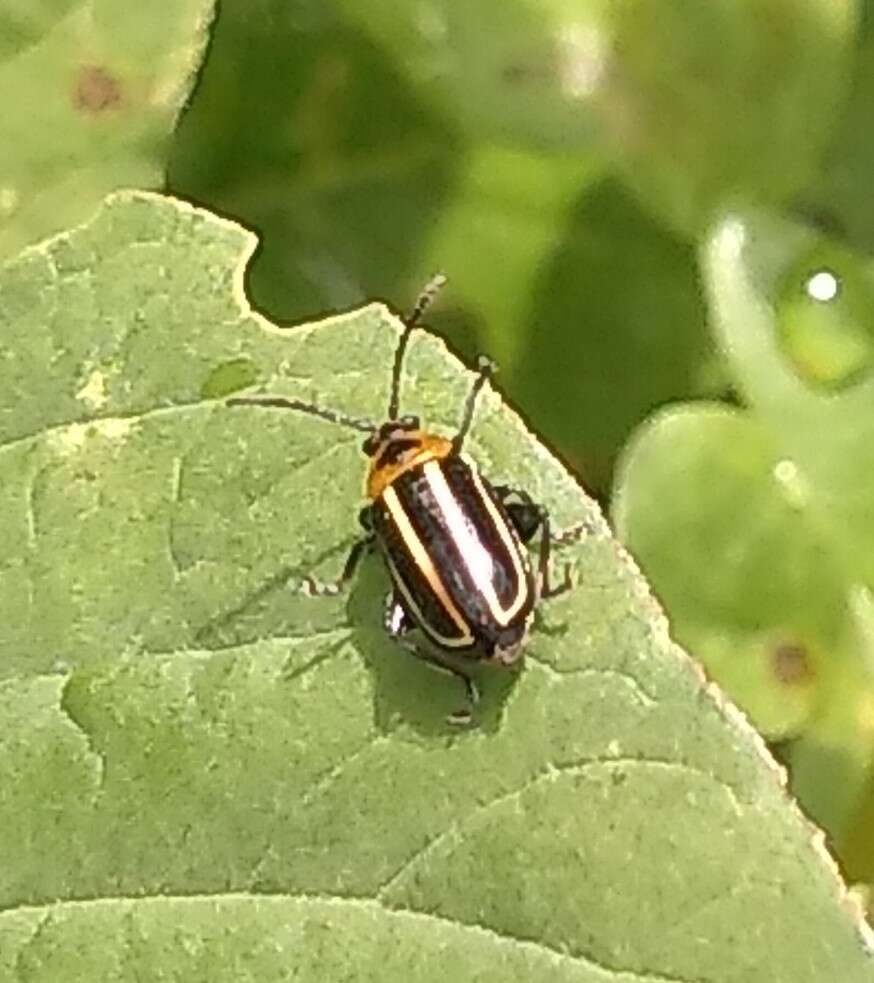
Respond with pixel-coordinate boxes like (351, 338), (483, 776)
(423, 459), (528, 625)
(382, 485), (474, 647)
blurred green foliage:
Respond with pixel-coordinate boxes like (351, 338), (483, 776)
(0, 0), (213, 257)
(5, 0), (874, 899)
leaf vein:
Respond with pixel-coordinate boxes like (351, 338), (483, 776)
(0, 893), (704, 983)
(377, 756), (743, 899)
(526, 654), (656, 706)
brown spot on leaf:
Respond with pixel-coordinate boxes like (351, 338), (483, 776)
(502, 60), (551, 85)
(772, 640), (813, 686)
(74, 66), (122, 113)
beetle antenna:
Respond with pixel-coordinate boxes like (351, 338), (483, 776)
(453, 355), (496, 453)
(227, 396), (375, 434)
(387, 272), (447, 421)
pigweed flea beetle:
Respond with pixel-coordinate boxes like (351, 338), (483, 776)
(228, 276), (583, 723)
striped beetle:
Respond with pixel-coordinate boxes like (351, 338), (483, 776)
(229, 277), (581, 722)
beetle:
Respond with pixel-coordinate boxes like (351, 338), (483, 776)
(228, 276), (581, 722)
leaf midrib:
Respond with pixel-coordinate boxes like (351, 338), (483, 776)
(1, 891), (702, 983)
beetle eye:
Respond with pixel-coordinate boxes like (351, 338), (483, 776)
(362, 434), (378, 454)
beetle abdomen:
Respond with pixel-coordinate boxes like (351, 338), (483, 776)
(373, 454), (535, 653)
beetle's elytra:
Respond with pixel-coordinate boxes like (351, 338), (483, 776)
(228, 275), (581, 723)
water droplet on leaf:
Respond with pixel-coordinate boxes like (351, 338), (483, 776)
(777, 244), (874, 390)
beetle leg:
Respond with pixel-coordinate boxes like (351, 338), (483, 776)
(358, 505), (374, 532)
(420, 649), (479, 726)
(495, 485), (588, 595)
(496, 486), (594, 550)
(492, 485), (542, 543)
(384, 592), (413, 637)
(301, 536), (373, 597)
(551, 519), (596, 545)
(536, 513), (576, 599)
(385, 592), (479, 725)
(492, 484), (533, 504)
(506, 502), (543, 544)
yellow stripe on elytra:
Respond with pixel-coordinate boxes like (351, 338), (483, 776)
(385, 553), (473, 649)
(382, 483), (474, 647)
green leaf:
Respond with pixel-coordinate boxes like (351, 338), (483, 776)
(703, 211), (874, 587)
(508, 177), (713, 493)
(779, 584), (874, 849)
(613, 404), (837, 738)
(0, 0), (215, 260)
(613, 208), (874, 849)
(168, 0), (464, 320)
(591, 0), (858, 234)
(0, 895), (716, 982)
(0, 193), (872, 980)
(413, 142), (605, 374)
(702, 217), (874, 846)
(332, 0), (603, 151)
(801, 19), (874, 255)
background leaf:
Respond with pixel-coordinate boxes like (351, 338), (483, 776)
(0, 192), (871, 980)
(0, 0), (214, 260)
(613, 207), (874, 859)
(613, 404), (835, 739)
(591, 0), (858, 234)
